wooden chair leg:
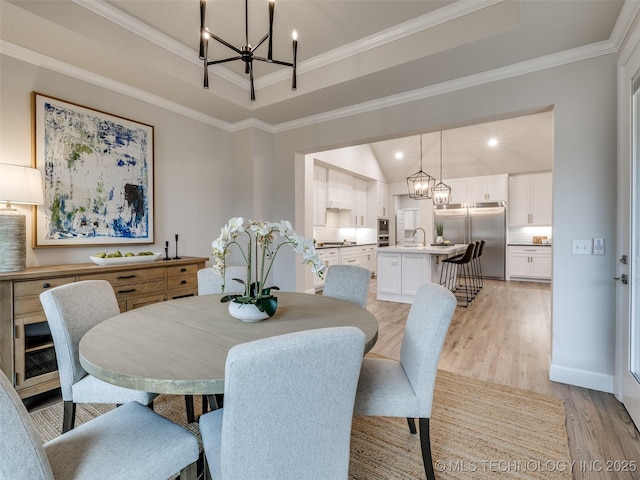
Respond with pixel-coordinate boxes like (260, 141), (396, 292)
(407, 417), (417, 434)
(62, 400), (76, 433)
(419, 417), (436, 480)
(179, 461), (198, 480)
(185, 395), (195, 423)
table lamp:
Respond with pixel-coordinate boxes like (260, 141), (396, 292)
(0, 164), (44, 272)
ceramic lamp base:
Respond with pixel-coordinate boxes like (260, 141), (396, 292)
(0, 213), (26, 272)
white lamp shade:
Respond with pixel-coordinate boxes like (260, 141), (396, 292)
(0, 164), (44, 205)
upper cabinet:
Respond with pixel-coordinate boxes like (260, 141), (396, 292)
(350, 178), (368, 227)
(313, 165), (327, 226)
(508, 172), (552, 226)
(444, 174), (507, 204)
(376, 182), (389, 218)
(326, 169), (353, 209)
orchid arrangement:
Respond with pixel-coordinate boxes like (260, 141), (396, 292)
(211, 217), (325, 316)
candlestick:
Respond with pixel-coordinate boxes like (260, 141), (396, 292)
(173, 234), (181, 260)
(163, 240), (170, 261)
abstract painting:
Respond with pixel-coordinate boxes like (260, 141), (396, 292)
(33, 93), (154, 247)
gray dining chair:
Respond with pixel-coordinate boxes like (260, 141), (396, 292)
(199, 326), (366, 480)
(353, 282), (456, 480)
(197, 265), (246, 295)
(40, 280), (158, 433)
(0, 369), (199, 480)
(322, 264), (371, 308)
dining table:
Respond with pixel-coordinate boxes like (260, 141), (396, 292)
(79, 292), (378, 399)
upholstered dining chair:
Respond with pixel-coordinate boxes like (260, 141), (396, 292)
(353, 283), (457, 480)
(199, 326), (366, 480)
(0, 369), (199, 480)
(322, 264), (371, 308)
(40, 280), (158, 433)
(197, 265), (246, 296)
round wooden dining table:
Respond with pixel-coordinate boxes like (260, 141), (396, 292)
(79, 292), (378, 396)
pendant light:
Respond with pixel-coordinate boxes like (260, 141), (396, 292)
(432, 131), (452, 205)
(406, 134), (435, 200)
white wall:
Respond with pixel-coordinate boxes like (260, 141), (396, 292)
(277, 54), (618, 393)
(311, 144), (387, 182)
(0, 54), (234, 266)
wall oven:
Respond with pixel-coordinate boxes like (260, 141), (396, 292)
(377, 219), (389, 247)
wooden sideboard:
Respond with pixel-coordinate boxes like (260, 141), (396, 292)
(0, 257), (208, 399)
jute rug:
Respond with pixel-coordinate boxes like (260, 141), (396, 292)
(29, 370), (571, 479)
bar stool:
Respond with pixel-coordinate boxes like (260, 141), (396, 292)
(474, 240), (486, 290)
(440, 243), (476, 307)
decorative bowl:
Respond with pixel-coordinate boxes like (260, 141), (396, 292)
(89, 252), (162, 266)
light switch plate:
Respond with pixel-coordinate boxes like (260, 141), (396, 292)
(572, 239), (592, 255)
(593, 238), (605, 255)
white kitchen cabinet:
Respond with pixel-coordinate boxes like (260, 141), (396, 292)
(508, 173), (552, 226)
(507, 246), (551, 281)
(445, 175), (507, 204)
(403, 209), (419, 231)
(376, 182), (389, 218)
(314, 248), (340, 289)
(377, 252), (402, 294)
(350, 178), (368, 227)
(326, 169), (353, 209)
(401, 254), (429, 296)
(467, 175), (507, 203)
(313, 165), (327, 226)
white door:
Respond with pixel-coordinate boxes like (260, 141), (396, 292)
(617, 42), (640, 427)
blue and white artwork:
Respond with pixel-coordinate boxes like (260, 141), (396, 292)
(34, 94), (154, 246)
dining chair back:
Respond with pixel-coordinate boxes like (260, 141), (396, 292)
(353, 282), (456, 480)
(0, 369), (199, 480)
(198, 266), (246, 295)
(322, 264), (371, 308)
(199, 326), (366, 480)
(40, 280), (157, 433)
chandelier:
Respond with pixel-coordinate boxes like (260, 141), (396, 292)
(432, 131), (452, 205)
(406, 134), (435, 200)
(199, 0), (298, 102)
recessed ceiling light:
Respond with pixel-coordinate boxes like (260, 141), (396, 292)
(488, 138), (498, 147)
(395, 152), (404, 160)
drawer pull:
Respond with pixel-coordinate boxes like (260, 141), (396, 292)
(181, 268), (187, 272)
(118, 288), (136, 293)
(42, 282), (51, 289)
(117, 275), (137, 280)
(181, 280), (187, 285)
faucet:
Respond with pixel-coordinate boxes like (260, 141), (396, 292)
(412, 228), (426, 247)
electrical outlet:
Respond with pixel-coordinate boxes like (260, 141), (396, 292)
(572, 239), (592, 255)
(593, 238), (605, 255)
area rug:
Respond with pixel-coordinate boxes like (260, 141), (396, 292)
(29, 370), (571, 479)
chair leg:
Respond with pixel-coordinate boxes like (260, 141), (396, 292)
(62, 400), (76, 433)
(179, 461), (198, 480)
(147, 400), (154, 410)
(419, 417), (436, 480)
(185, 395), (195, 423)
(407, 417), (417, 434)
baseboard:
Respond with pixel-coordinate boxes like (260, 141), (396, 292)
(549, 364), (614, 393)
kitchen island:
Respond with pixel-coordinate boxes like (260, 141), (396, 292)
(377, 244), (467, 303)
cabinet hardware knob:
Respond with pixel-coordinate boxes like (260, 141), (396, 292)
(181, 268), (187, 272)
(42, 282), (51, 289)
(181, 280), (187, 284)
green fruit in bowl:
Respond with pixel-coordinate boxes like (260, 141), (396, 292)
(114, 250), (123, 257)
(125, 252), (135, 257)
(94, 252), (106, 258)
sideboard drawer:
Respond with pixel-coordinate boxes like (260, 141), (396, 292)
(14, 277), (76, 300)
(112, 280), (165, 298)
(83, 267), (165, 286)
(167, 275), (198, 291)
(167, 264), (200, 278)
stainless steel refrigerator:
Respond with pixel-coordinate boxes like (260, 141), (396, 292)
(433, 202), (506, 280)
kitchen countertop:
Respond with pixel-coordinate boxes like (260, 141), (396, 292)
(315, 243), (376, 249)
(378, 244), (467, 254)
(508, 243), (552, 247)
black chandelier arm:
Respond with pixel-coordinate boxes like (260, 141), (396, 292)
(252, 33), (270, 53)
(206, 56), (243, 66)
(199, 0), (206, 59)
(204, 29), (243, 55)
(252, 56), (293, 68)
(249, 62), (256, 102)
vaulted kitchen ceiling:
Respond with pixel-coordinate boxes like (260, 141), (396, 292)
(0, 1), (632, 182)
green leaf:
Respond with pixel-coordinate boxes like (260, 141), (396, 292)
(256, 295), (278, 317)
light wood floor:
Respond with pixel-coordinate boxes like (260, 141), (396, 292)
(367, 278), (640, 480)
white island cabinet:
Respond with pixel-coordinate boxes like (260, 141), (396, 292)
(377, 245), (467, 303)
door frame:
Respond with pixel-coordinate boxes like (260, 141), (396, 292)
(615, 25), (640, 424)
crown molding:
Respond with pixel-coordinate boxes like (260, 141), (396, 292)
(0, 40), (234, 132)
(614, 0), (640, 67)
(271, 39), (618, 133)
